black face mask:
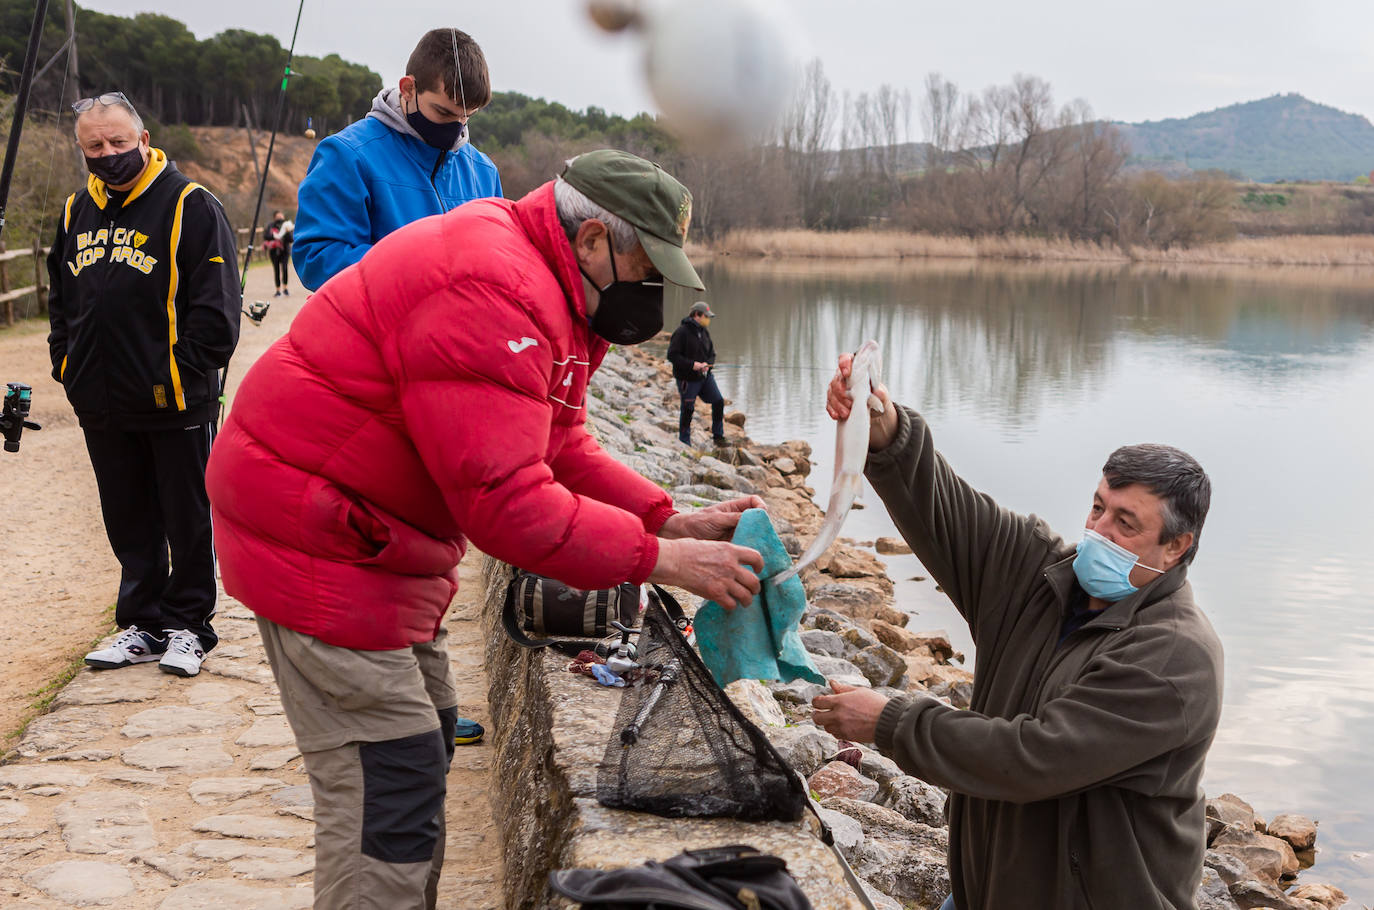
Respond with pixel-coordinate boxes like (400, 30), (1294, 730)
(405, 93), (464, 150)
(85, 145), (146, 187)
(581, 233), (664, 345)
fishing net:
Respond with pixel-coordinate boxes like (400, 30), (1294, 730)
(596, 590), (807, 822)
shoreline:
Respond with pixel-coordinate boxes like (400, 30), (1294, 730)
(694, 228), (1374, 269)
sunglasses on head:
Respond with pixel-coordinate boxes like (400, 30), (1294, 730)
(72, 92), (133, 114)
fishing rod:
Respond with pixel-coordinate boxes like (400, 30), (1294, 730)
(221, 0), (304, 427)
(711, 363), (834, 370)
(0, 0), (52, 243)
(238, 0), (304, 298)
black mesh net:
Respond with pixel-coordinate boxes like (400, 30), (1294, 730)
(596, 591), (807, 822)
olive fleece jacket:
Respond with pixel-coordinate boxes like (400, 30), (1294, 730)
(867, 406), (1224, 910)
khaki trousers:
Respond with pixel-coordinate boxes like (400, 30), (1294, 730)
(256, 618), (459, 910)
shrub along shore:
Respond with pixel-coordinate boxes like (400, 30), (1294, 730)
(703, 229), (1374, 268)
(595, 343), (1353, 910)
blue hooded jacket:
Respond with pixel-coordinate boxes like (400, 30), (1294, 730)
(292, 87), (503, 291)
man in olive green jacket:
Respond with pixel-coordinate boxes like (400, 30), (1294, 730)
(812, 354), (1223, 910)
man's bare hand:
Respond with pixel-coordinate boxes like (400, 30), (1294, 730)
(826, 352), (898, 452)
(649, 537), (762, 608)
(811, 679), (891, 743)
(658, 495), (767, 541)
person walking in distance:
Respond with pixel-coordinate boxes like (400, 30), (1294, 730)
(667, 300), (726, 447)
(263, 210), (294, 297)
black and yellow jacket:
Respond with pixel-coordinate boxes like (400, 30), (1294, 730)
(47, 148), (241, 430)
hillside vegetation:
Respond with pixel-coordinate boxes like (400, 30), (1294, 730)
(1116, 94), (1374, 182)
(5, 0), (1374, 263)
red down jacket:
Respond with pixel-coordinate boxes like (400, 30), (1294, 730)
(206, 182), (676, 650)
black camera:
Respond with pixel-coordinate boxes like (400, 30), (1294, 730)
(1, 383), (42, 453)
(243, 300), (271, 326)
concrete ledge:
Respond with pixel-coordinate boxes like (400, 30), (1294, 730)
(480, 556), (867, 910)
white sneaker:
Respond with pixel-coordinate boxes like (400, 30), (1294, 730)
(85, 626), (166, 669)
(159, 630), (206, 677)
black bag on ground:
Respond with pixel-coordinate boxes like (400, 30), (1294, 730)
(548, 844), (814, 910)
(596, 591), (808, 823)
(501, 572), (640, 656)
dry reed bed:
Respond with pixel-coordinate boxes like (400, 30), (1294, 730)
(714, 229), (1374, 267)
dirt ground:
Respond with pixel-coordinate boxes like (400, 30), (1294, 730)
(0, 263), (302, 747)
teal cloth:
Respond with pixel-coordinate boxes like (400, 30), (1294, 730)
(695, 509), (825, 687)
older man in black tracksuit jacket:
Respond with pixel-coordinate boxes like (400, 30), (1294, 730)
(48, 94), (240, 678)
(666, 300), (725, 447)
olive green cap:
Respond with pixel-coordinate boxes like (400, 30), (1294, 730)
(560, 149), (704, 291)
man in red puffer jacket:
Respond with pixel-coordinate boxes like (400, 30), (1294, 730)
(206, 150), (763, 910)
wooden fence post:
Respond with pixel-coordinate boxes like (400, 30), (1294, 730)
(32, 237), (46, 316)
(1, 240), (11, 327)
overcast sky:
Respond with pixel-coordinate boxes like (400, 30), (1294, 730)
(78, 0), (1374, 135)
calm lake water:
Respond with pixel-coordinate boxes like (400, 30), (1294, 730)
(669, 258), (1374, 901)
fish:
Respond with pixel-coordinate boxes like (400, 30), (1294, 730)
(773, 340), (884, 586)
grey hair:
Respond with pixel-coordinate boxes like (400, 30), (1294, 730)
(73, 98), (145, 138)
(1102, 444), (1211, 564)
(553, 175), (639, 251)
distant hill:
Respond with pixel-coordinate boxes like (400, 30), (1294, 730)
(1116, 94), (1374, 182)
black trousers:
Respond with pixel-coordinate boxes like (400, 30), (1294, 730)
(82, 422), (218, 651)
(677, 372), (725, 444)
(270, 248), (290, 289)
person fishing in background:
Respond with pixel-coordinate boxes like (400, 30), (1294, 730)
(667, 300), (726, 447)
(292, 27), (502, 291)
(263, 209), (294, 297)
(811, 351), (1223, 910)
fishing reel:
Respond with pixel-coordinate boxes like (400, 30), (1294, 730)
(243, 300), (271, 326)
(1, 382), (41, 453)
(596, 621), (640, 675)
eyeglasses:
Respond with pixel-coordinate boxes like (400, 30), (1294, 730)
(72, 92), (133, 114)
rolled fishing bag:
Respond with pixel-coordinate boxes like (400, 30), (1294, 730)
(548, 844), (814, 910)
(501, 572), (641, 655)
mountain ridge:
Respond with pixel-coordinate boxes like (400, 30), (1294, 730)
(1115, 93), (1374, 182)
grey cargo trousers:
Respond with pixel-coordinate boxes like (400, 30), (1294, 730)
(256, 617), (460, 910)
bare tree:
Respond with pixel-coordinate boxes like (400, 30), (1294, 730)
(778, 59), (837, 228)
(1053, 99), (1128, 238)
(920, 73), (962, 173)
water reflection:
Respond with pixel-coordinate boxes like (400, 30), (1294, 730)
(666, 259), (1374, 901)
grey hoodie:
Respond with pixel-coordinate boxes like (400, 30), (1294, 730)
(366, 87), (470, 153)
(867, 406), (1224, 910)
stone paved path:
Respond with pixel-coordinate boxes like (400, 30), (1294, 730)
(0, 550), (502, 909)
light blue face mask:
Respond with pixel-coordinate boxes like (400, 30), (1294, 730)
(1072, 528), (1165, 601)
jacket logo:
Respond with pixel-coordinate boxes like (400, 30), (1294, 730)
(153, 385), (167, 408)
(507, 337), (538, 353)
(67, 227), (158, 277)
(209, 255), (224, 263)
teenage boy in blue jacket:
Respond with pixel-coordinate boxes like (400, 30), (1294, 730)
(292, 28), (503, 291)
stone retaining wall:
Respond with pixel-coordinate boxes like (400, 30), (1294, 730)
(480, 556), (871, 910)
